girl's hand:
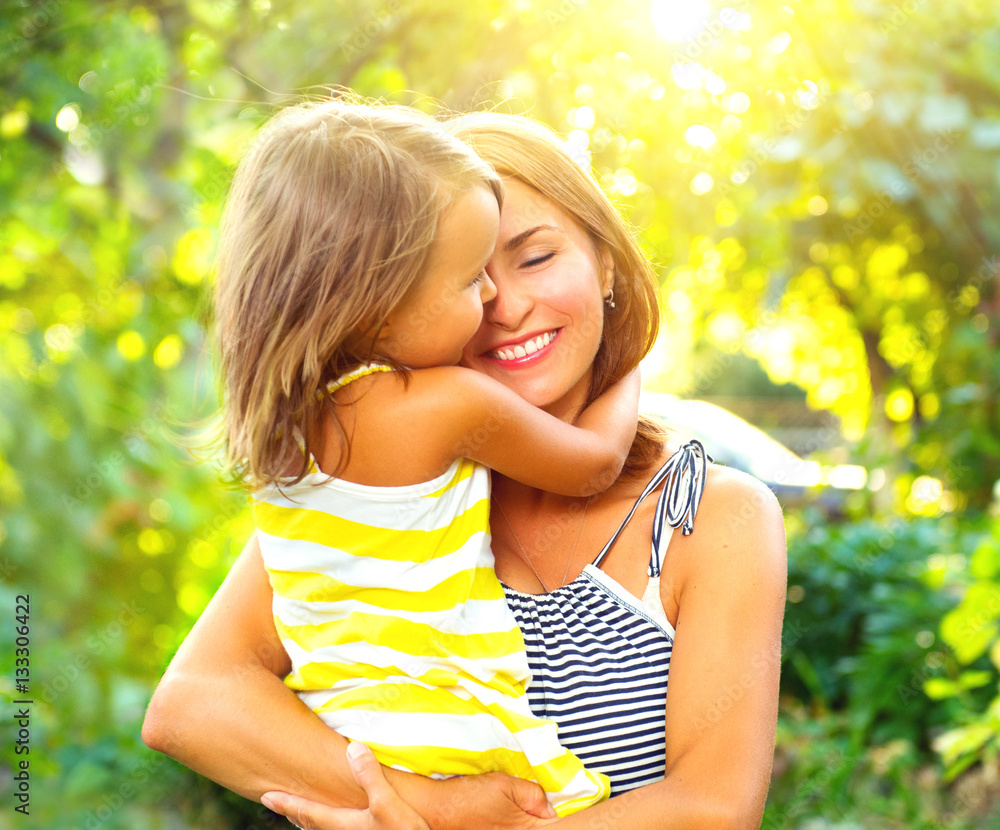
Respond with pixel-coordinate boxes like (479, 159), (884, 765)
(431, 772), (558, 829)
(262, 742), (429, 830)
(262, 742), (559, 830)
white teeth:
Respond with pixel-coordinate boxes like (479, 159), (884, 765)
(489, 330), (557, 360)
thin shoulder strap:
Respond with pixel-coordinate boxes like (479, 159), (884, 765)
(592, 439), (713, 574)
(323, 361), (397, 396)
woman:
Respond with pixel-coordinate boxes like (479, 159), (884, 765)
(142, 110), (787, 830)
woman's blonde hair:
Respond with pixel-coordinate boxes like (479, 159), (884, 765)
(445, 112), (667, 474)
(214, 96), (502, 488)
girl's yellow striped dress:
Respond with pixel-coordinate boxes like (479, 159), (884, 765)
(252, 369), (610, 816)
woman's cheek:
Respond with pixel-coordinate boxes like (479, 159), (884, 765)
(550, 290), (605, 362)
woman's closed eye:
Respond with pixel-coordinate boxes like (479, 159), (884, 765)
(521, 252), (555, 268)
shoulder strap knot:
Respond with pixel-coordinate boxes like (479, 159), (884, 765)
(592, 438), (713, 571)
(648, 439), (712, 577)
(656, 438), (712, 538)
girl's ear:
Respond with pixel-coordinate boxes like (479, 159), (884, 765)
(349, 317), (384, 356)
(364, 317), (410, 364)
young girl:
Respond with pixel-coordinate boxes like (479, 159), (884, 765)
(214, 97), (638, 816)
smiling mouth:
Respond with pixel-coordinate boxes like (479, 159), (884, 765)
(487, 329), (559, 361)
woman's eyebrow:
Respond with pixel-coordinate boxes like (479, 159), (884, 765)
(503, 224), (564, 252)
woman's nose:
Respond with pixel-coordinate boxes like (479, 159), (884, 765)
(484, 270), (532, 329)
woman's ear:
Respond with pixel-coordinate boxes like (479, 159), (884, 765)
(598, 244), (615, 295)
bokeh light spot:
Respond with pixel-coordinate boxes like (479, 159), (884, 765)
(56, 104), (81, 132)
(885, 387), (915, 422)
(690, 172), (714, 194)
(117, 330), (146, 361)
(684, 124), (717, 149)
(154, 334), (184, 369)
(807, 196), (828, 215)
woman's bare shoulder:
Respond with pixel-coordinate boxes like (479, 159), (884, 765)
(657, 437), (782, 522)
(661, 440), (787, 590)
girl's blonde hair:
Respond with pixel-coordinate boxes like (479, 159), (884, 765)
(445, 112), (667, 475)
(215, 96), (502, 488)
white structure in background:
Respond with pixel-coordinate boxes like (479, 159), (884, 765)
(639, 391), (870, 491)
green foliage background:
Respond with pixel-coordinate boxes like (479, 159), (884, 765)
(2, 0), (1000, 827)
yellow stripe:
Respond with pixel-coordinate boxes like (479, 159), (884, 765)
(253, 495), (489, 563)
(315, 681), (545, 726)
(290, 660), (528, 704)
(290, 662), (515, 696)
(423, 457), (479, 499)
(360, 739), (609, 798)
(267, 565), (505, 610)
(552, 785), (611, 816)
(276, 610), (525, 661)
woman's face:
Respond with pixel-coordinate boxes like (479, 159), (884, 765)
(461, 178), (614, 419)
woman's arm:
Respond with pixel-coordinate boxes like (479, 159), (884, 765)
(255, 466), (788, 830)
(141, 536), (552, 829)
(556, 467), (787, 830)
(263, 742), (431, 830)
(141, 534), (368, 805)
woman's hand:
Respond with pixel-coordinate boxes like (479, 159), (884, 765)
(262, 742), (429, 830)
(262, 745), (558, 830)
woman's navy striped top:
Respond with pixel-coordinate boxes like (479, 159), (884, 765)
(502, 440), (711, 795)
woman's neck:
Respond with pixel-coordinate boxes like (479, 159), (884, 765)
(541, 366), (592, 423)
(490, 472), (579, 512)
(491, 367), (594, 509)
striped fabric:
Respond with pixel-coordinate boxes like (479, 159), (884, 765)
(503, 439), (712, 795)
(252, 428), (610, 815)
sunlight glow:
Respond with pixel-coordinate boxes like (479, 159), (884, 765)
(720, 7), (752, 31)
(724, 91), (751, 113)
(56, 104), (80, 132)
(824, 464), (868, 490)
(703, 70), (727, 95)
(651, 0), (712, 42)
(671, 62), (704, 92)
(684, 124), (717, 149)
(690, 172), (714, 194)
(766, 30), (792, 54)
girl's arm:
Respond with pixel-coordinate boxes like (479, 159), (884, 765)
(141, 535), (552, 830)
(425, 366), (641, 497)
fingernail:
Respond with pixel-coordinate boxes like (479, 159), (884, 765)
(261, 795), (276, 811)
(346, 741), (366, 759)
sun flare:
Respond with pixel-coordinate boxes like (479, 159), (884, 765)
(650, 0), (712, 42)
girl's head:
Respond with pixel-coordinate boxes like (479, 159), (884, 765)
(446, 112), (665, 472)
(214, 96), (502, 487)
